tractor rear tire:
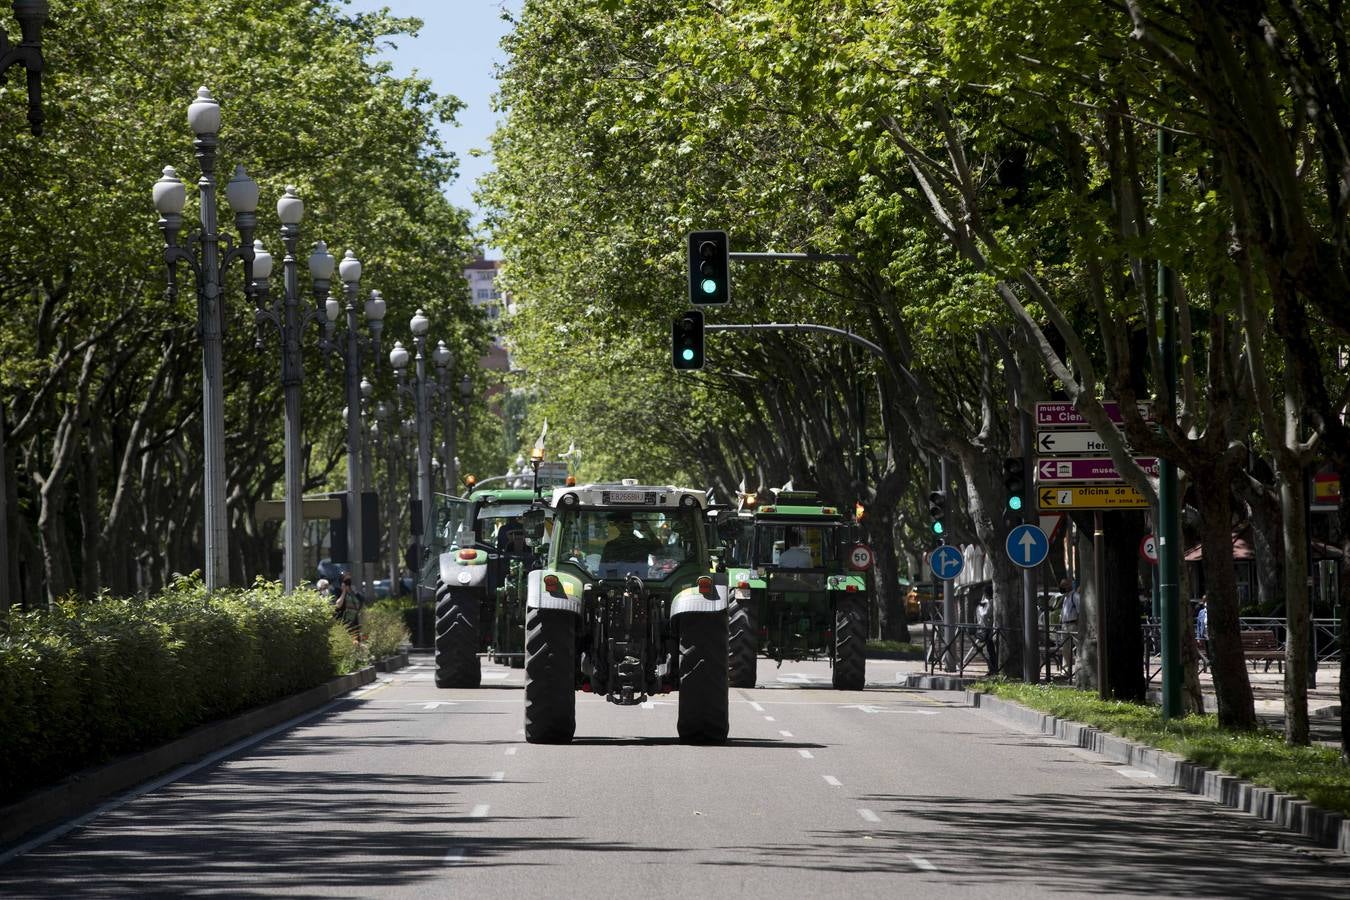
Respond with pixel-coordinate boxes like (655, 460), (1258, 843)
(434, 582), (481, 689)
(727, 597), (758, 688)
(524, 606), (576, 744)
(832, 594), (866, 691)
(677, 610), (729, 744)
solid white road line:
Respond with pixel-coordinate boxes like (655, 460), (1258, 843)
(798, 750), (814, 759)
(908, 855), (937, 872)
(470, 804), (490, 818)
(857, 809), (881, 823)
(822, 775), (842, 787)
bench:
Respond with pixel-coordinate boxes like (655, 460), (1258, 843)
(1241, 629), (1283, 673)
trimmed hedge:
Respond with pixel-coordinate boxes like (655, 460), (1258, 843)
(0, 576), (340, 803)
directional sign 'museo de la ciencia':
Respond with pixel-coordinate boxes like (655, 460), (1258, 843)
(1037, 457), (1159, 482)
(1006, 523), (1050, 568)
(1035, 401), (1154, 427)
(928, 545), (964, 581)
(1038, 485), (1148, 510)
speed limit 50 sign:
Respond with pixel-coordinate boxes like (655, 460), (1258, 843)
(848, 543), (875, 571)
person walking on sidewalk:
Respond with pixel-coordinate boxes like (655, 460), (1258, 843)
(1059, 577), (1080, 671)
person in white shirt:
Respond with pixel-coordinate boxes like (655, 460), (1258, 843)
(777, 528), (813, 568)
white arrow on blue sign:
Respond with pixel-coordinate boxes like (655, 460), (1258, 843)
(1005, 523), (1050, 569)
(928, 545), (965, 581)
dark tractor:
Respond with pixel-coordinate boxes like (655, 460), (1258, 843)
(524, 481), (728, 744)
(720, 489), (868, 690)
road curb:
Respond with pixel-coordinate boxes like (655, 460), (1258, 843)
(965, 690), (1350, 856)
(905, 673), (980, 691)
(0, 665), (378, 849)
(375, 650), (410, 672)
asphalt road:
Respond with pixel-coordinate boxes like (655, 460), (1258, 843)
(3, 656), (1347, 898)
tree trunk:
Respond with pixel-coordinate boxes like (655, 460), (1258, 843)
(1194, 474), (1258, 729)
(869, 507), (909, 641)
(1074, 522), (1098, 691)
(1103, 511), (1145, 701)
(1277, 456), (1311, 745)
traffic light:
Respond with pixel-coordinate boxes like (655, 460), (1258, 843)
(1002, 457), (1026, 522)
(688, 230), (730, 305)
(927, 490), (946, 536)
(672, 309), (704, 370)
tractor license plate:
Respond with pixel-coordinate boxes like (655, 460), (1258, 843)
(605, 491), (645, 503)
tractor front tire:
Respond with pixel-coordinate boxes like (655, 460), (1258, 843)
(832, 594), (866, 691)
(727, 597), (758, 688)
(434, 582), (481, 688)
(677, 610), (730, 744)
(524, 606), (576, 744)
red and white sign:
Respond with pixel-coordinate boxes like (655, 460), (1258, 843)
(848, 543), (875, 571)
(1039, 514), (1066, 542)
(1140, 534), (1159, 566)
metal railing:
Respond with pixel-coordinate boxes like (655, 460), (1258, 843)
(1141, 616), (1341, 684)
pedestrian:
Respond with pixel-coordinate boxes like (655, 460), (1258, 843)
(1059, 577), (1080, 670)
(1196, 595), (1208, 641)
(334, 575), (363, 636)
(315, 578), (330, 596)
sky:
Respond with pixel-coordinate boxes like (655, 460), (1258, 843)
(342, 1), (520, 248)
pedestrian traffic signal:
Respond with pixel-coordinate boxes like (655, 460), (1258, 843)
(928, 490), (946, 535)
(672, 309), (704, 370)
(1002, 457), (1026, 521)
(688, 230), (729, 305)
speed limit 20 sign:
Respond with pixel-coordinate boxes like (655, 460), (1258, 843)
(849, 543), (875, 571)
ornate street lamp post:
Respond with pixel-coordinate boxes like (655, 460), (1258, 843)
(249, 192), (334, 592)
(390, 310), (437, 645)
(431, 342), (474, 495)
(153, 87), (258, 590)
(320, 256), (384, 599)
(0, 1), (48, 135)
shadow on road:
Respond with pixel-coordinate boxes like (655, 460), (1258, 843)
(706, 790), (1349, 897)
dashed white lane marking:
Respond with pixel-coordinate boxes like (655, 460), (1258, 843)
(779, 730), (794, 737)
(749, 701), (765, 712)
(1115, 767), (1158, 780)
(444, 848), (466, 865)
(798, 750), (814, 759)
(823, 775), (842, 787)
(764, 716), (776, 722)
(490, 772), (505, 782)
(505, 747), (518, 756)
(908, 855), (937, 872)
(857, 809), (881, 823)
(470, 804), (490, 818)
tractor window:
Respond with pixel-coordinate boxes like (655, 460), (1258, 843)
(717, 517), (755, 567)
(434, 495), (473, 553)
(754, 523), (836, 569)
(555, 508), (701, 581)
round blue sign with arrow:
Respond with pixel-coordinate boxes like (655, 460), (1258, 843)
(928, 545), (964, 582)
(1006, 523), (1049, 569)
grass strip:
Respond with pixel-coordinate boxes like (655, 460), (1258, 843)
(976, 680), (1350, 818)
(866, 639), (923, 655)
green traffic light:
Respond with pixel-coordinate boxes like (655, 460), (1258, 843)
(701, 278), (717, 294)
(1008, 495), (1023, 511)
(682, 348), (695, 361)
(932, 521), (944, 535)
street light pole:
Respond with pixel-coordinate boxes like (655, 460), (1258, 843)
(0, 1), (49, 136)
(154, 87), (258, 591)
(249, 194), (333, 592)
(411, 312), (435, 539)
(432, 341), (455, 495)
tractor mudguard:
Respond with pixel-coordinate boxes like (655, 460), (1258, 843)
(440, 548), (490, 588)
(670, 571), (729, 616)
(525, 568), (584, 615)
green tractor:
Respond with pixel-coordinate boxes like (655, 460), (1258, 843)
(524, 480), (729, 744)
(429, 481), (549, 688)
(718, 489), (868, 690)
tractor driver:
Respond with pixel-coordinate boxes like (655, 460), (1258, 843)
(601, 511), (660, 567)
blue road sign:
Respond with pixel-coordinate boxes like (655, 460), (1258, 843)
(1006, 523), (1049, 569)
(929, 545), (964, 582)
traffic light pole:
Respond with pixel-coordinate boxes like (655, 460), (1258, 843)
(1020, 410), (1039, 683)
(939, 458), (956, 672)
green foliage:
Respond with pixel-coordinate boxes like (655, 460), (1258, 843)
(978, 681), (1350, 818)
(0, 576), (339, 802)
(328, 621), (372, 676)
(362, 600), (412, 660)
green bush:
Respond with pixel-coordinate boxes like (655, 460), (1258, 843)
(0, 576), (339, 803)
(363, 601), (412, 660)
(329, 621), (372, 674)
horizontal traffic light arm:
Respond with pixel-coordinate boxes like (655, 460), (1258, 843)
(728, 251), (857, 262)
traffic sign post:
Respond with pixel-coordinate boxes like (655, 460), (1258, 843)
(1038, 485), (1148, 510)
(1036, 430), (1129, 455)
(1005, 523), (1050, 569)
(848, 543), (874, 571)
(1035, 400), (1153, 428)
(928, 545), (964, 582)
(1140, 534), (1158, 566)
(1037, 457), (1158, 482)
